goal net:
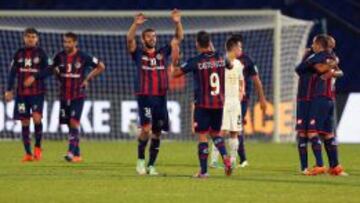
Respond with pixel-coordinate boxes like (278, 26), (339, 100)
(0, 10), (313, 142)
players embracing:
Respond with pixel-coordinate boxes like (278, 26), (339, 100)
(127, 9), (184, 175)
(295, 34), (347, 176)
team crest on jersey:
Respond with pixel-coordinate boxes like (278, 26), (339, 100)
(75, 62), (82, 69)
(48, 58), (53, 65)
(156, 53), (163, 60)
(24, 58), (32, 67)
(18, 103), (26, 113)
(254, 65), (259, 73)
(297, 119), (303, 125)
(310, 119), (316, 125)
(33, 56), (41, 64)
(17, 58), (24, 63)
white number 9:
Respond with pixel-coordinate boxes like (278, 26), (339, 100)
(210, 72), (220, 96)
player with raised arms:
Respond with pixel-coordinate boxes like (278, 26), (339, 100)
(127, 9), (184, 175)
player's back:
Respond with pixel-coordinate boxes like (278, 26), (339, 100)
(295, 50), (316, 101)
(238, 53), (257, 101)
(308, 51), (336, 100)
(186, 51), (227, 109)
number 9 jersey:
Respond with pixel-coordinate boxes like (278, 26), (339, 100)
(181, 51), (229, 109)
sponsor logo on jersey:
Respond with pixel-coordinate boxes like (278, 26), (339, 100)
(33, 56), (40, 64)
(75, 62), (82, 69)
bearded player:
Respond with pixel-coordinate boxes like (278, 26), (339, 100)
(127, 9), (184, 175)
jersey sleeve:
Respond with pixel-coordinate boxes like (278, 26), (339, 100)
(180, 58), (196, 74)
(34, 50), (52, 80)
(238, 61), (244, 80)
(305, 52), (332, 65)
(295, 61), (308, 75)
(6, 52), (18, 91)
(84, 53), (100, 69)
(244, 55), (258, 76)
(130, 46), (142, 61)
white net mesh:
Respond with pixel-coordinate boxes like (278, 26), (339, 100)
(0, 11), (313, 141)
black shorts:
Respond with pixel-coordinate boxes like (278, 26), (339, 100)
(137, 95), (169, 132)
(14, 95), (44, 120)
(193, 107), (223, 134)
(60, 98), (85, 125)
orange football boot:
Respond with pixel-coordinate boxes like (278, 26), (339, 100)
(33, 147), (42, 161)
(328, 165), (348, 176)
(72, 156), (82, 163)
(310, 166), (327, 175)
(22, 154), (34, 162)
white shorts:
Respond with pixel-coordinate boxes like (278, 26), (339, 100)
(221, 101), (242, 132)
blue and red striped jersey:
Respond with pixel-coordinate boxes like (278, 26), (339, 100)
(52, 50), (99, 100)
(309, 51), (337, 99)
(181, 51), (230, 109)
(238, 53), (258, 101)
(7, 47), (49, 96)
(131, 45), (171, 96)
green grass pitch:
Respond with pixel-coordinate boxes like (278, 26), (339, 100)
(0, 141), (359, 203)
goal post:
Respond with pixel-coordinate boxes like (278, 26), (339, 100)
(0, 10), (313, 142)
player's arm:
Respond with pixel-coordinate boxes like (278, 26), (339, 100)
(332, 67), (344, 78)
(239, 65), (245, 101)
(246, 58), (267, 113)
(252, 75), (267, 113)
(171, 9), (184, 42)
(24, 51), (51, 87)
(81, 57), (105, 88)
(170, 39), (187, 78)
(127, 13), (146, 53)
(4, 56), (17, 102)
(239, 78), (245, 101)
(190, 102), (195, 135)
(170, 62), (186, 78)
(313, 58), (337, 74)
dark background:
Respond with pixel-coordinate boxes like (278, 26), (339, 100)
(1, 0), (359, 93)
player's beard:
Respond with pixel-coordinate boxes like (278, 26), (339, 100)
(144, 41), (155, 49)
(65, 47), (75, 54)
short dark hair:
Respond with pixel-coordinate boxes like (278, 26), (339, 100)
(64, 32), (78, 41)
(196, 30), (211, 48)
(226, 36), (239, 51)
(232, 33), (244, 43)
(142, 28), (156, 39)
(24, 27), (38, 36)
(314, 34), (329, 49)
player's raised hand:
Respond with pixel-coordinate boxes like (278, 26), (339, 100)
(4, 91), (13, 102)
(23, 76), (35, 87)
(134, 13), (147, 25)
(171, 9), (181, 23)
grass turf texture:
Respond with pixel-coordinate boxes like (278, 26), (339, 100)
(0, 141), (359, 203)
